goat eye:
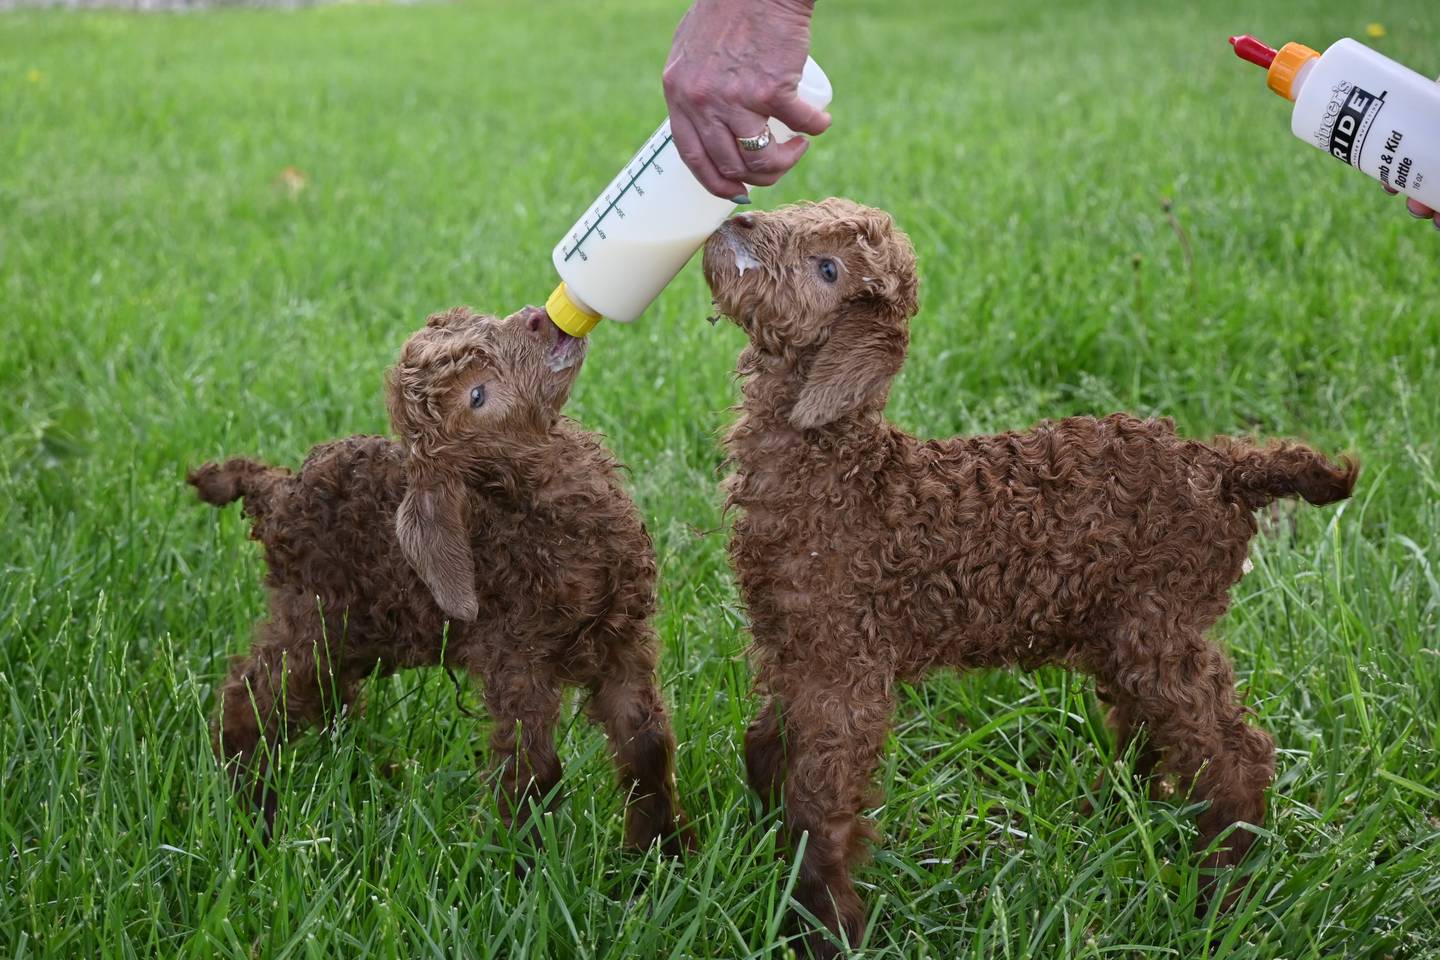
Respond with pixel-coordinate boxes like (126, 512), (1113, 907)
(817, 259), (839, 283)
(469, 384), (486, 409)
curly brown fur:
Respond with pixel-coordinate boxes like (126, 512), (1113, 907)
(702, 198), (1356, 955)
(188, 305), (692, 856)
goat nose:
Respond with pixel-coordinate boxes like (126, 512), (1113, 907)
(731, 213), (757, 230)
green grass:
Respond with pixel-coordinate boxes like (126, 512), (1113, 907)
(3, 0), (1439, 956)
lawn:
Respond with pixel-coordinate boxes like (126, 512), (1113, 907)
(2, 0), (1438, 956)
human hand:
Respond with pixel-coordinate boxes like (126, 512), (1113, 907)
(1387, 187), (1438, 228)
(663, 0), (831, 200)
(1393, 191), (1440, 228)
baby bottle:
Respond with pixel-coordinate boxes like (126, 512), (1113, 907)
(545, 57), (833, 336)
(1229, 34), (1440, 209)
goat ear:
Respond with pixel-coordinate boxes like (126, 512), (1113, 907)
(790, 304), (908, 429)
(396, 465), (479, 621)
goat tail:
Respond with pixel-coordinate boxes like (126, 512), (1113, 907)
(187, 458), (287, 511)
(1219, 439), (1358, 510)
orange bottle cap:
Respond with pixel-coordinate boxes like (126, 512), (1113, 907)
(1267, 42), (1320, 101)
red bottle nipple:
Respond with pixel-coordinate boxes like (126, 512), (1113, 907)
(1229, 35), (1278, 69)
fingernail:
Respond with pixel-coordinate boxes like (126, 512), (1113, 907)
(732, 194), (752, 205)
(1409, 205), (1429, 219)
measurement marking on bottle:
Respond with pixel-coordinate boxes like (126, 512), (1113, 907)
(562, 132), (673, 262)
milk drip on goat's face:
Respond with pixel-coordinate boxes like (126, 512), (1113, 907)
(1229, 34), (1440, 210)
(544, 58), (833, 338)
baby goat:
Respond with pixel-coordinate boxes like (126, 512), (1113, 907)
(702, 198), (1355, 955)
(188, 306), (690, 855)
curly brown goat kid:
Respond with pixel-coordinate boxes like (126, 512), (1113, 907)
(701, 198), (1356, 956)
(187, 305), (691, 856)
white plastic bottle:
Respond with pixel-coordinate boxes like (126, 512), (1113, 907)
(544, 57), (833, 336)
(1230, 34), (1440, 209)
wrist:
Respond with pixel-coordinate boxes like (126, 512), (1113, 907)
(696, 0), (815, 20)
(760, 0), (816, 15)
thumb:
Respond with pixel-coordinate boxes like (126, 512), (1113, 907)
(763, 136), (810, 177)
(769, 92), (831, 137)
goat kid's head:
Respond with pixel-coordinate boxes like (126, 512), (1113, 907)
(702, 197), (918, 429)
(386, 305), (587, 620)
